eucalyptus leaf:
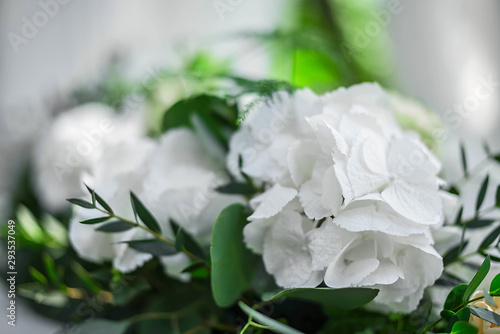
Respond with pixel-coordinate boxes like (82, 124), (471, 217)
(263, 287), (378, 310)
(443, 240), (469, 266)
(460, 143), (468, 175)
(96, 221), (134, 233)
(216, 182), (256, 195)
(211, 204), (257, 307)
(121, 239), (177, 256)
(95, 192), (114, 214)
(470, 305), (500, 326)
(130, 192), (161, 234)
(80, 216), (111, 225)
(465, 219), (496, 229)
(476, 174), (489, 211)
(67, 198), (94, 209)
(463, 256), (490, 303)
(478, 226), (500, 251)
(238, 301), (304, 334)
(483, 289), (497, 308)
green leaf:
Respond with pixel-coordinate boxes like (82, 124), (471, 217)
(70, 319), (131, 334)
(470, 305), (500, 326)
(443, 240), (469, 266)
(476, 174), (489, 211)
(71, 262), (101, 293)
(29, 267), (48, 286)
(460, 143), (468, 175)
(211, 204), (257, 307)
(42, 252), (59, 285)
(263, 287), (378, 310)
(466, 219), (496, 229)
(96, 221), (134, 233)
(175, 227), (205, 260)
(496, 186), (500, 208)
(216, 182), (256, 195)
(130, 192), (161, 234)
(67, 198), (95, 209)
(454, 206), (464, 226)
(121, 239), (177, 256)
(445, 284), (468, 311)
(489, 273), (500, 294)
(463, 256), (491, 303)
(483, 289), (497, 308)
(84, 184), (96, 205)
(238, 301), (304, 334)
(479, 226), (500, 251)
(80, 216), (111, 225)
(181, 262), (206, 273)
(450, 320), (478, 334)
(447, 307), (470, 332)
(161, 94), (238, 148)
(95, 193), (114, 214)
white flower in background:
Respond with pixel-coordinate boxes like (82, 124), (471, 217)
(70, 128), (244, 276)
(33, 103), (144, 212)
(231, 83), (446, 313)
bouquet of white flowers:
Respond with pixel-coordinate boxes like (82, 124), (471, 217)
(11, 72), (497, 334)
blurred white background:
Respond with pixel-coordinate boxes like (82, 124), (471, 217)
(0, 0), (499, 333)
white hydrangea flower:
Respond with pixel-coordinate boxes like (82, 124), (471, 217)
(231, 83), (446, 313)
(69, 128), (244, 276)
(33, 103), (144, 212)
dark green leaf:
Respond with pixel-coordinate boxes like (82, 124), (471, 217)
(42, 252), (59, 285)
(463, 256), (491, 303)
(490, 273), (500, 294)
(96, 221), (134, 233)
(443, 240), (469, 266)
(95, 193), (113, 214)
(29, 267), (48, 286)
(460, 143), (468, 175)
(476, 174), (489, 211)
(80, 216), (111, 225)
(121, 239), (176, 256)
(450, 320), (478, 334)
(465, 219), (496, 229)
(444, 284), (467, 311)
(161, 94), (238, 148)
(263, 287), (378, 310)
(454, 206), (464, 226)
(216, 182), (256, 195)
(496, 186), (500, 208)
(67, 198), (94, 209)
(238, 301), (304, 334)
(470, 305), (500, 326)
(494, 154), (500, 163)
(479, 226), (500, 251)
(447, 307), (471, 333)
(85, 184), (96, 205)
(181, 262), (206, 274)
(211, 204), (258, 307)
(175, 227), (205, 260)
(71, 262), (101, 293)
(130, 192), (161, 234)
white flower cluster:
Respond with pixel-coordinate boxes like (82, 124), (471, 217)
(33, 105), (243, 277)
(228, 83), (444, 313)
(69, 127), (243, 277)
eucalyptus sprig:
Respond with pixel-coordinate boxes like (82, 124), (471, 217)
(67, 185), (208, 266)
